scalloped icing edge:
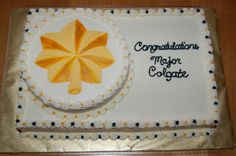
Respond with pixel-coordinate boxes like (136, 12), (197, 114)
(18, 128), (215, 140)
(16, 7), (220, 139)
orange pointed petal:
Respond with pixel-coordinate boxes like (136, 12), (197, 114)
(35, 49), (73, 69)
(42, 20), (86, 53)
(78, 31), (107, 54)
(79, 57), (102, 83)
(48, 58), (73, 83)
(80, 46), (115, 68)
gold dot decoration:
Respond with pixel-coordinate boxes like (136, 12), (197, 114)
(61, 122), (64, 126)
(92, 100), (95, 106)
(33, 97), (37, 102)
(184, 121), (188, 125)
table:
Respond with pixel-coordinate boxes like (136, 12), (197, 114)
(0, 0), (235, 155)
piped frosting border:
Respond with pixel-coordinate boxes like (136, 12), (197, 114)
(19, 128), (215, 140)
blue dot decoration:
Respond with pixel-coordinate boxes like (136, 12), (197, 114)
(32, 121), (36, 126)
(98, 134), (102, 139)
(70, 122), (75, 127)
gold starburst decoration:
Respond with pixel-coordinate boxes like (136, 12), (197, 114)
(35, 20), (115, 94)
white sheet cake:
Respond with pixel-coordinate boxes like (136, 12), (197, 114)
(15, 8), (219, 140)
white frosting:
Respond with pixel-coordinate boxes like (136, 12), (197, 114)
(21, 9), (130, 110)
(16, 8), (220, 140)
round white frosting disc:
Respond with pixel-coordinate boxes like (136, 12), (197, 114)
(23, 14), (129, 110)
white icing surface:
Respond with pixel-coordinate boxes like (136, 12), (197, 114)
(23, 12), (130, 110)
(29, 15), (122, 101)
(21, 13), (216, 125)
(102, 16), (210, 120)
